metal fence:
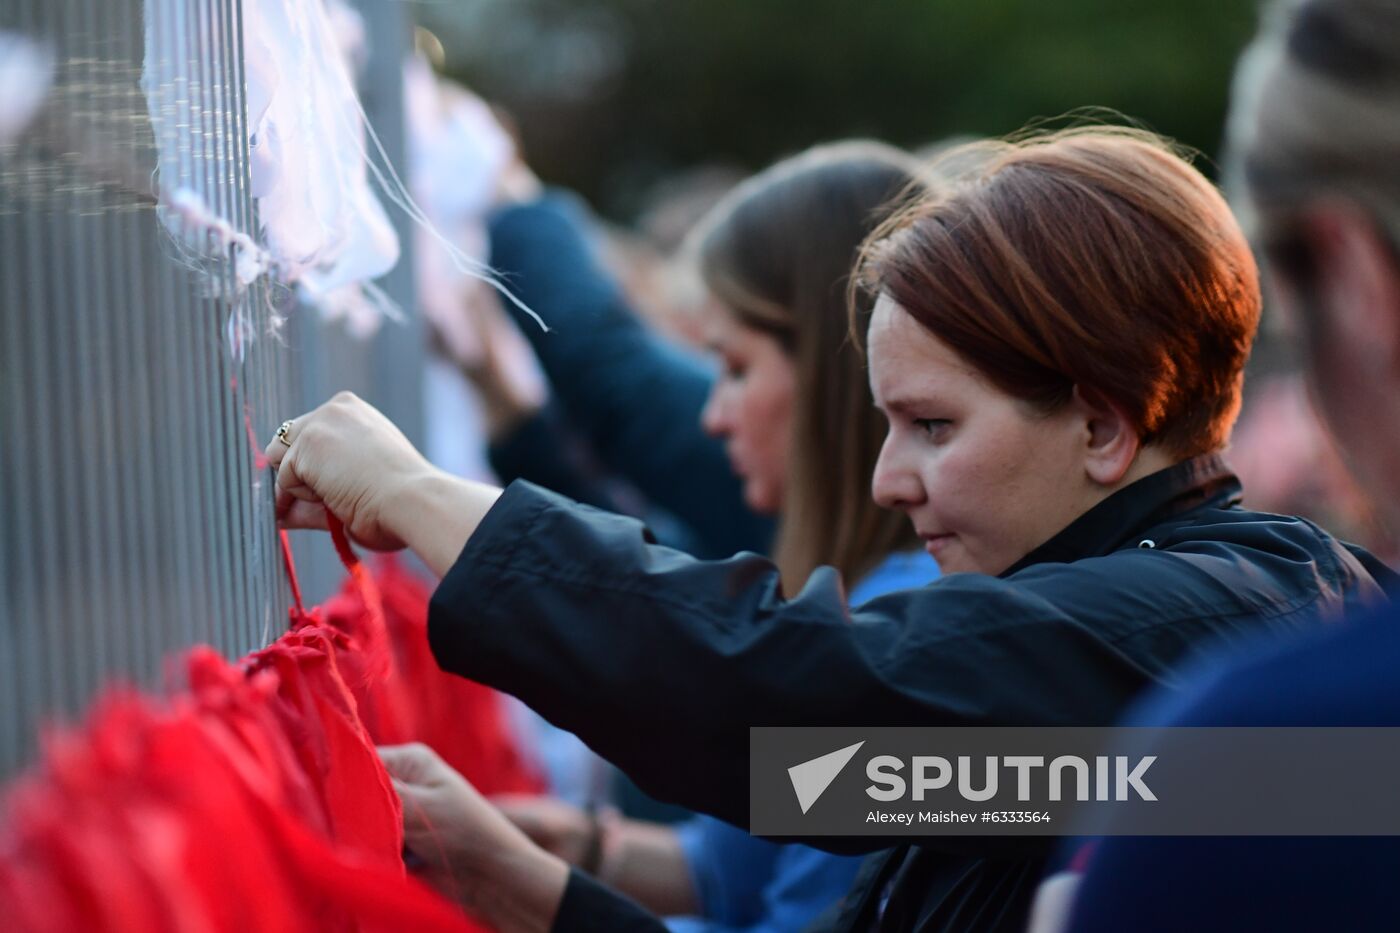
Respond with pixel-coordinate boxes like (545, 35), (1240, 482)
(0, 0), (420, 777)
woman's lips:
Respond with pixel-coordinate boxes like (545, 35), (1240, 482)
(921, 533), (953, 556)
(726, 447), (750, 479)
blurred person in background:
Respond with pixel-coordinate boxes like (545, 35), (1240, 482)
(1033, 2), (1400, 932)
(462, 147), (771, 562)
(454, 140), (942, 933)
(1228, 372), (1395, 560)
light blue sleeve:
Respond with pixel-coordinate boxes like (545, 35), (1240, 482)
(666, 822), (865, 933)
(668, 815), (781, 929)
(848, 549), (940, 606)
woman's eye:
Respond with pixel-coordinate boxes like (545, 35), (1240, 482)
(914, 418), (951, 439)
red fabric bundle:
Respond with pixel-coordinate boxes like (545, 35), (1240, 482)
(0, 526), (541, 930)
(0, 676), (474, 932)
(243, 625), (405, 869)
(320, 555), (545, 796)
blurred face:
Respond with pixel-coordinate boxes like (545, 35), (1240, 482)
(868, 295), (1109, 575)
(1272, 207), (1400, 531)
(699, 300), (797, 514)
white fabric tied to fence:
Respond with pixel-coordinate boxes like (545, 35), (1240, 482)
(245, 0), (400, 331)
(406, 55), (514, 362)
(144, 0), (400, 333)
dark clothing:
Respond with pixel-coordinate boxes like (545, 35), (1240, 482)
(428, 454), (1395, 932)
(487, 401), (632, 514)
(1065, 602), (1400, 933)
(487, 401), (707, 556)
(488, 192), (773, 559)
(557, 869), (673, 932)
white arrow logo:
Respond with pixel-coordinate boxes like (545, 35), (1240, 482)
(788, 741), (866, 814)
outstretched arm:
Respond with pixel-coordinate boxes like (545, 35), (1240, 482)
(487, 193), (772, 558)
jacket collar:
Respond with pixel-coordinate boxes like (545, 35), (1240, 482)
(1000, 452), (1242, 577)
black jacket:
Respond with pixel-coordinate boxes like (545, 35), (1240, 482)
(428, 455), (1396, 932)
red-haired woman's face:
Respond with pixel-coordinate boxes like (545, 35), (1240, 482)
(867, 295), (1107, 575)
(699, 301), (796, 514)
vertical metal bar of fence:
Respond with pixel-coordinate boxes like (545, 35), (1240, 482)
(207, 0), (246, 657)
(106, 0), (151, 685)
(11, 0), (53, 751)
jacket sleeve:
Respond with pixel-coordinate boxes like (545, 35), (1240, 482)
(552, 869), (670, 933)
(487, 193), (772, 558)
(429, 484), (1160, 853)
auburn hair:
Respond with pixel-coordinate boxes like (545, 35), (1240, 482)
(858, 127), (1262, 458)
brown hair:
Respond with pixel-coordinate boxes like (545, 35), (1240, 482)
(858, 127), (1262, 458)
(689, 141), (927, 590)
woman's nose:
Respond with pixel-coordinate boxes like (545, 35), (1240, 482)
(700, 388), (729, 438)
(871, 435), (924, 510)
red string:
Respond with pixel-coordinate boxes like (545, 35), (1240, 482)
(232, 375), (269, 471)
(278, 529), (306, 618)
(275, 513), (378, 627)
(245, 409), (269, 470)
(327, 514), (358, 570)
(328, 516), (381, 611)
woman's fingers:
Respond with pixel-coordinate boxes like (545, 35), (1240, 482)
(271, 449), (323, 528)
(263, 412), (308, 470)
(379, 743), (448, 787)
(281, 499), (329, 532)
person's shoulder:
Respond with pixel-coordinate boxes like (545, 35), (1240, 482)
(1019, 503), (1386, 614)
(1153, 501), (1345, 557)
(966, 507), (1386, 660)
(1159, 503), (1398, 606)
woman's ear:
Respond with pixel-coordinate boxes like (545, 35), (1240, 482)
(1071, 385), (1140, 486)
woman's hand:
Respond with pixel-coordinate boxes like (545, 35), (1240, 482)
(264, 392), (431, 550)
(379, 744), (569, 933)
(492, 795), (596, 866)
(266, 393), (502, 576)
(496, 795), (700, 917)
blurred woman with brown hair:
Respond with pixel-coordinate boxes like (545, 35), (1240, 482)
(689, 140), (931, 592)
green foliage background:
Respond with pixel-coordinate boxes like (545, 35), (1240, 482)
(419, 0), (1262, 220)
